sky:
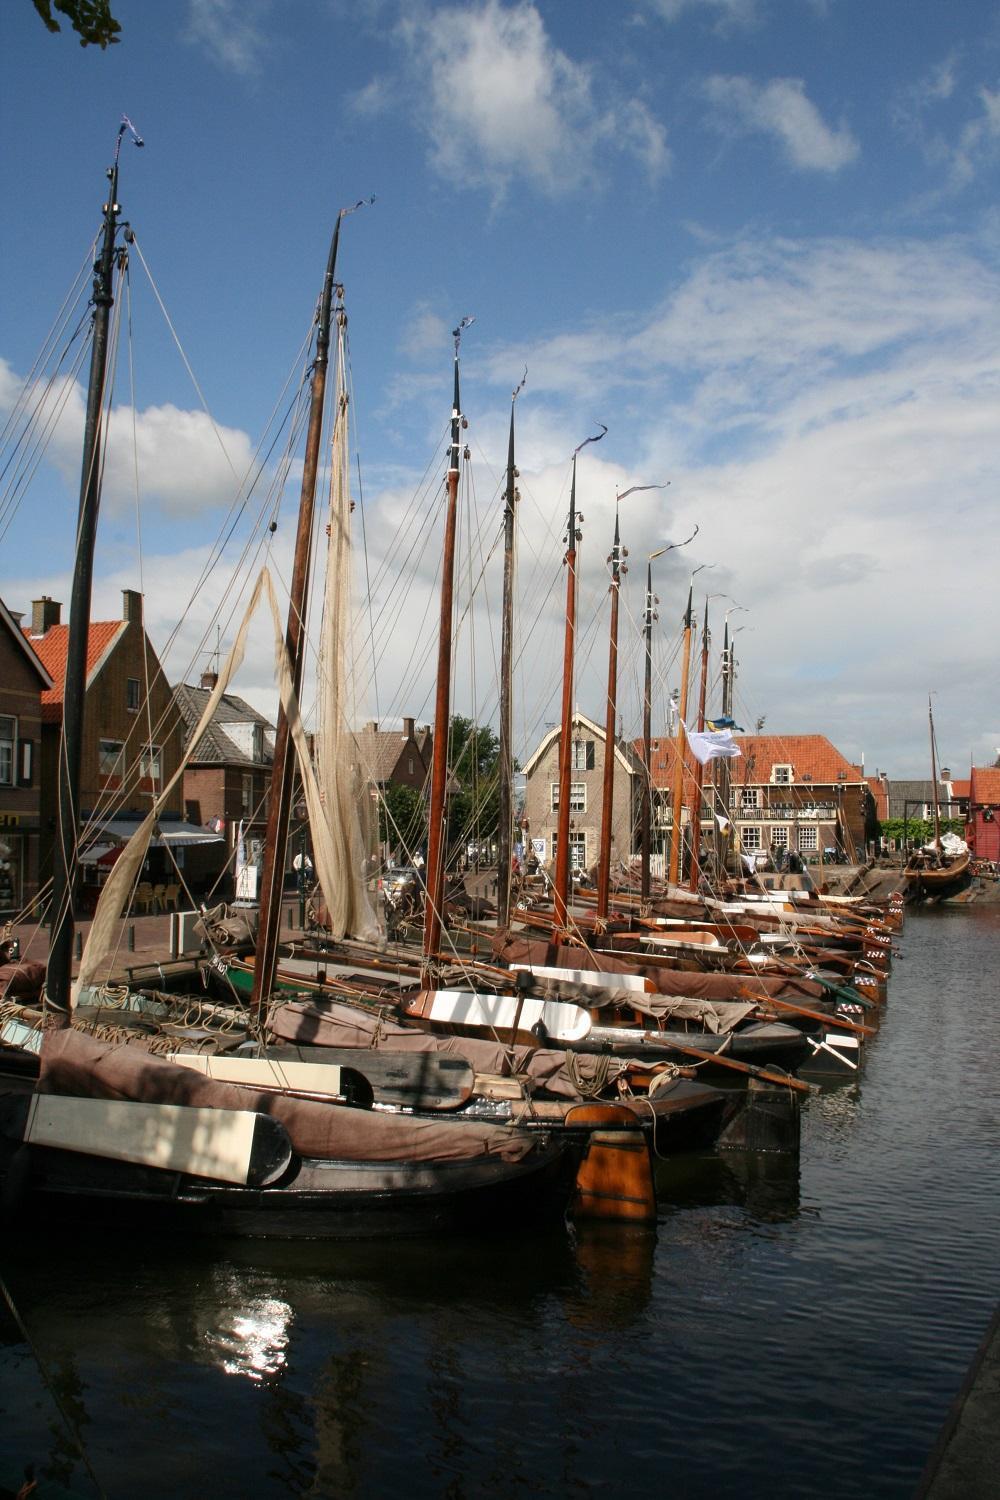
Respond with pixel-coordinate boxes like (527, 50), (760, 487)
(1, 0), (999, 780)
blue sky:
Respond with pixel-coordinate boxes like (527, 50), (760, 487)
(2, 0), (999, 779)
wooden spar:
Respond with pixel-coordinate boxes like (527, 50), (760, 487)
(687, 600), (710, 892)
(552, 456), (580, 931)
(47, 127), (134, 1017)
(496, 391), (518, 929)
(421, 327), (466, 979)
(640, 563), (654, 901)
(596, 508), (623, 918)
(250, 213), (346, 1025)
(928, 695), (942, 852)
(651, 1040), (811, 1093)
(713, 618), (734, 878)
(668, 586), (694, 886)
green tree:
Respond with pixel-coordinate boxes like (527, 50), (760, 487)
(32, 0), (121, 47)
(378, 783), (426, 862)
(879, 817), (964, 847)
(445, 715), (504, 861)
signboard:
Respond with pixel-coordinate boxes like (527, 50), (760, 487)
(531, 838), (546, 861)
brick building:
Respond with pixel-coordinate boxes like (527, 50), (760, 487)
(172, 676), (275, 859)
(522, 711), (641, 874)
(0, 595), (52, 914)
(967, 765), (1000, 864)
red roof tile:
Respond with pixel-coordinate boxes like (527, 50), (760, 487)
(635, 733), (864, 791)
(970, 766), (1000, 804)
(24, 621), (125, 723)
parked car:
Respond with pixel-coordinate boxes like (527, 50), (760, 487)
(377, 866), (424, 900)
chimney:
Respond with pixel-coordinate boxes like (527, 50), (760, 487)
(200, 671), (219, 691)
(31, 596), (62, 635)
(122, 588), (143, 624)
(940, 766), (951, 780)
(403, 717), (415, 739)
(365, 720), (378, 733)
(7, 610), (23, 626)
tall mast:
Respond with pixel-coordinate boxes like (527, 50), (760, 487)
(251, 210), (349, 1023)
(552, 457), (581, 931)
(596, 507), (623, 918)
(687, 600), (710, 892)
(47, 122), (140, 1017)
(668, 585), (694, 886)
(639, 563), (655, 901)
(421, 321), (470, 978)
(496, 377), (523, 929)
(928, 695), (942, 851)
(713, 617), (733, 876)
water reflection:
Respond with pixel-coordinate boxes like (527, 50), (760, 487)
(209, 1293), (292, 1382)
(655, 1148), (801, 1222)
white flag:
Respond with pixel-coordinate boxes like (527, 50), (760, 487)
(682, 720), (742, 766)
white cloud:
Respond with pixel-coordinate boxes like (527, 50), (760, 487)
(704, 75), (859, 171)
(185, 0), (270, 77)
(644, 0), (760, 27)
(0, 364), (258, 519)
(399, 303), (451, 359)
(398, 0), (670, 197)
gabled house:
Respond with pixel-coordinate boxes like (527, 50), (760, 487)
(522, 711), (642, 873)
(967, 765), (1000, 864)
(24, 589), (183, 882)
(172, 675), (275, 856)
(641, 732), (878, 864)
(349, 718), (430, 793)
(0, 594), (52, 914)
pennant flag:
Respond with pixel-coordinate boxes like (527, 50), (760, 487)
(715, 813), (734, 834)
(682, 720), (742, 766)
(706, 715), (744, 732)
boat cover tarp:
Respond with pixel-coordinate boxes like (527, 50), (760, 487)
(36, 1027), (536, 1163)
(266, 998), (624, 1102)
(528, 979), (757, 1032)
(0, 960), (46, 1001)
(495, 937), (827, 1003)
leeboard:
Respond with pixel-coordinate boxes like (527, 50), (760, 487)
(417, 989), (592, 1042)
(23, 1095), (292, 1186)
(168, 1053), (347, 1097)
(260, 1046), (476, 1111)
(509, 963), (653, 995)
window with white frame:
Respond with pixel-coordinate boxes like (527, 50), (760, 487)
(550, 782), (586, 812)
(552, 832), (587, 867)
(771, 764), (792, 784)
(98, 739), (124, 779)
(0, 717), (15, 786)
(570, 739), (595, 771)
(739, 786), (760, 811)
(771, 825), (789, 848)
(140, 744), (162, 785)
(798, 825), (818, 851)
(741, 826), (762, 850)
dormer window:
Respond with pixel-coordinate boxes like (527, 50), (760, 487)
(771, 764), (792, 785)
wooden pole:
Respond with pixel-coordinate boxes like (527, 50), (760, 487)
(596, 509), (623, 918)
(552, 458), (579, 932)
(688, 599), (710, 892)
(639, 563), (654, 901)
(421, 330), (466, 978)
(668, 587), (694, 886)
(496, 394), (518, 929)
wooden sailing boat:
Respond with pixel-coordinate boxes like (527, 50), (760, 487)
(0, 156), (583, 1237)
(902, 697), (971, 901)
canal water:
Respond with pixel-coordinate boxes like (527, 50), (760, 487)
(2, 906), (998, 1498)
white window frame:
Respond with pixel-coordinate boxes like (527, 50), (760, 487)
(739, 786), (760, 812)
(771, 764), (792, 785)
(140, 743), (162, 786)
(771, 825), (789, 848)
(98, 738), (125, 779)
(550, 782), (586, 813)
(798, 825), (818, 852)
(0, 716), (15, 787)
(570, 739), (594, 771)
(741, 826), (762, 850)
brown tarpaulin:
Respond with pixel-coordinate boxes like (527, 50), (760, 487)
(36, 1027), (536, 1164)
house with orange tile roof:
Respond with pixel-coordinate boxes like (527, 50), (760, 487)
(0, 594), (52, 913)
(967, 764), (1000, 864)
(23, 589), (184, 889)
(639, 731), (879, 868)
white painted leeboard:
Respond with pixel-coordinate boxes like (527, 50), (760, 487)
(23, 1095), (289, 1185)
(509, 963), (653, 995)
(1, 1017), (43, 1054)
(167, 1053), (345, 1097)
(424, 990), (592, 1042)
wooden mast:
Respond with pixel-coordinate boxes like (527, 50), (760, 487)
(639, 562), (656, 902)
(552, 456), (580, 932)
(250, 211), (350, 1024)
(421, 322), (469, 979)
(928, 695), (942, 852)
(596, 507), (623, 918)
(687, 599), (710, 892)
(667, 585), (694, 886)
(713, 617), (733, 878)
(47, 122), (140, 1017)
(496, 380), (522, 929)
